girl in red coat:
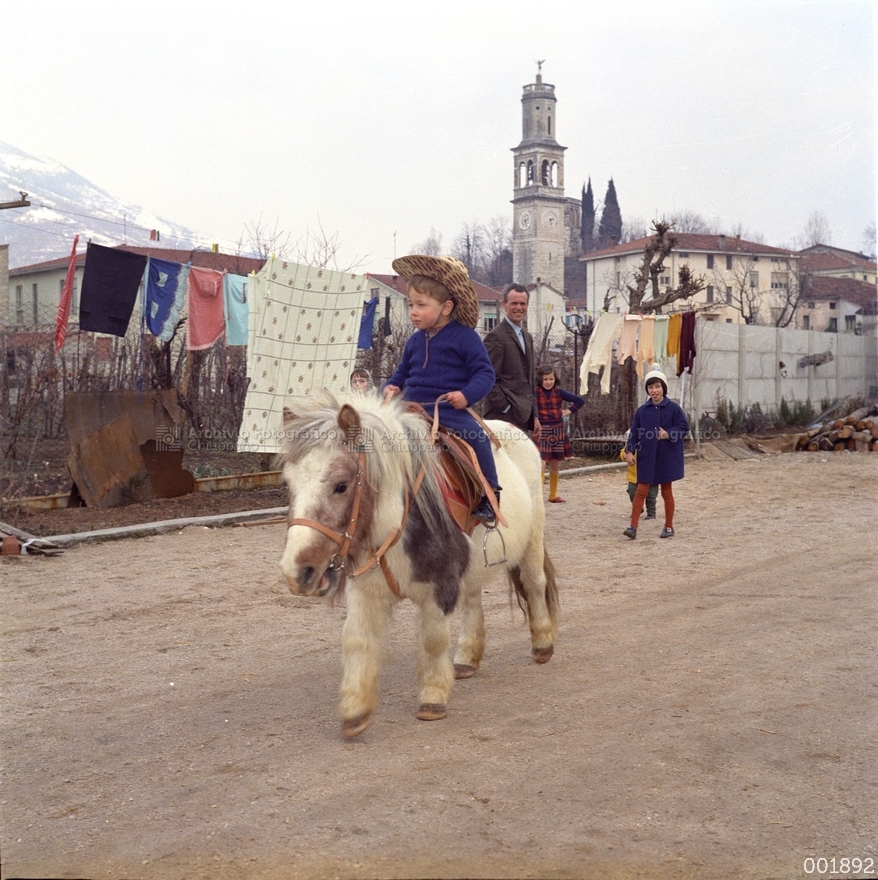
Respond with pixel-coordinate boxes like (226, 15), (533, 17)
(536, 365), (584, 503)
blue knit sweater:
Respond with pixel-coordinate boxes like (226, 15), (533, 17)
(386, 320), (495, 406)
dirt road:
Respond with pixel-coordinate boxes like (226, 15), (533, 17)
(1, 453), (876, 880)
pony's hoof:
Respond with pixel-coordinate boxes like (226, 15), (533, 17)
(416, 703), (447, 721)
(454, 663), (477, 679)
(341, 713), (372, 738)
(533, 645), (554, 664)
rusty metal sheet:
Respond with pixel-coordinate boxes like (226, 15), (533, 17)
(65, 390), (185, 448)
(66, 413), (153, 508)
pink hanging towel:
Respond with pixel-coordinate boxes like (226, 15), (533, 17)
(186, 266), (226, 350)
(615, 314), (641, 364)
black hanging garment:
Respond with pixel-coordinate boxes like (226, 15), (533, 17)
(79, 243), (148, 336)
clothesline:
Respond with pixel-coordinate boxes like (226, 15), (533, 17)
(579, 310), (698, 395)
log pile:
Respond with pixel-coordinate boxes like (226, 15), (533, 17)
(796, 405), (878, 453)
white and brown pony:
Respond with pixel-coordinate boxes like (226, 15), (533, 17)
(278, 393), (559, 738)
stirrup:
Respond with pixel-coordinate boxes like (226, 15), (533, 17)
(482, 525), (507, 567)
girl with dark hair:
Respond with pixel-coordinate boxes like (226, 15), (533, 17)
(535, 365), (584, 503)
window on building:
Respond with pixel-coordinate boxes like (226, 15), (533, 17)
(660, 275), (670, 286)
(807, 301), (814, 309)
(845, 315), (856, 332)
(771, 273), (789, 289)
(726, 255), (732, 270)
(749, 271), (759, 289)
(679, 252), (689, 258)
(827, 317), (837, 332)
(706, 285), (714, 303)
(725, 318), (733, 323)
(32, 283), (38, 325)
(829, 301), (836, 309)
(802, 315), (810, 330)
(15, 285), (23, 323)
(726, 285), (732, 303)
(706, 254), (714, 269)
(483, 316), (498, 331)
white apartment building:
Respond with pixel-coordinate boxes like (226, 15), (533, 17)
(579, 233), (801, 326)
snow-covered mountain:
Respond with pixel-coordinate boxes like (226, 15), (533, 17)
(0, 141), (211, 268)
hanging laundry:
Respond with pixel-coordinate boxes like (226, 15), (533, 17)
(383, 296), (392, 336)
(652, 315), (669, 371)
(79, 243), (148, 336)
(579, 312), (623, 395)
(667, 312), (683, 363)
(145, 257), (187, 338)
(636, 314), (656, 379)
(357, 298), (378, 349)
(186, 266), (225, 350)
(615, 314), (641, 365)
(240, 258), (367, 454)
(223, 273), (249, 346)
(54, 234), (79, 352)
(154, 262), (190, 342)
(677, 311), (697, 375)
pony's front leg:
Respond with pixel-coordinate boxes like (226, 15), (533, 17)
(452, 572), (485, 679)
(339, 582), (393, 738)
(414, 592), (454, 721)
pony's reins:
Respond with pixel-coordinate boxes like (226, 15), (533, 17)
(287, 449), (426, 598)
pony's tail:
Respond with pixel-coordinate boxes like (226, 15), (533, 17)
(508, 547), (559, 630)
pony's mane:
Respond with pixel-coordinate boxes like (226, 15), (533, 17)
(279, 392), (445, 519)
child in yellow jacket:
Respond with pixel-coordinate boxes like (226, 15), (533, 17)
(620, 444), (658, 519)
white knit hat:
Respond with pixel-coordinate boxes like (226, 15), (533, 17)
(644, 362), (668, 394)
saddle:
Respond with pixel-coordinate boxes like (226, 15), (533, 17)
(406, 402), (506, 535)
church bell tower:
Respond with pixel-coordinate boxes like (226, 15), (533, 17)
(511, 64), (567, 292)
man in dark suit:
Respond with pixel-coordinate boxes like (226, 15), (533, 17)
(483, 283), (541, 441)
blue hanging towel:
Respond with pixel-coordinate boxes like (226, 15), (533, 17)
(357, 297), (378, 349)
(145, 257), (185, 337)
(224, 273), (249, 346)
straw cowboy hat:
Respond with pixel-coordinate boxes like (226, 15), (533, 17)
(391, 254), (481, 329)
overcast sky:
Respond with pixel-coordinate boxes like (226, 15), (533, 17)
(4, 0), (875, 273)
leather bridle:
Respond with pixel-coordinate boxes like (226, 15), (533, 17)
(286, 449), (425, 598)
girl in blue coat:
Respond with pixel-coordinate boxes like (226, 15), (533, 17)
(623, 363), (689, 539)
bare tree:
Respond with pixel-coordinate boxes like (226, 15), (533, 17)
(621, 215), (649, 243)
(770, 259), (807, 328)
(451, 220), (487, 279)
(292, 216), (369, 273)
(664, 210), (714, 234)
(712, 255), (764, 325)
(726, 221), (765, 244)
(625, 221), (707, 314)
(800, 210), (832, 248)
(241, 215), (296, 260)
(481, 215), (513, 287)
(862, 223), (876, 260)
(410, 228), (444, 256)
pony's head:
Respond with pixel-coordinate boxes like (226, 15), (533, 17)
(277, 393), (429, 599)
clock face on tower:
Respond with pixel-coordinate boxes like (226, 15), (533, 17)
(545, 211), (557, 228)
(519, 210), (532, 231)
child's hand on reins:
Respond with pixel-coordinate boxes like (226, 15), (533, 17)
(444, 390), (468, 409)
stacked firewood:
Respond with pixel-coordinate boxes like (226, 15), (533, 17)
(797, 405), (878, 452)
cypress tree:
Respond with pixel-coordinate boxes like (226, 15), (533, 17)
(581, 178), (595, 254)
(598, 178), (623, 249)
